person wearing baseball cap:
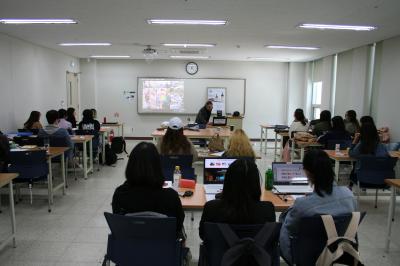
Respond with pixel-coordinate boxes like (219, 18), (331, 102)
(157, 117), (198, 161)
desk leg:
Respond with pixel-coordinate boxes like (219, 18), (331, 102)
(89, 139), (93, 173)
(121, 124), (124, 138)
(300, 147), (305, 161)
(334, 160), (340, 182)
(385, 186), (396, 252)
(47, 159), (53, 211)
(274, 132), (278, 161)
(83, 141), (88, 179)
(102, 133), (106, 165)
(61, 153), (66, 195)
(260, 127), (263, 153)
(9, 181), (16, 248)
(290, 141), (294, 162)
(264, 129), (268, 154)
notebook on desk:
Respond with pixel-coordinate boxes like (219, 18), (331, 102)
(272, 162), (313, 194)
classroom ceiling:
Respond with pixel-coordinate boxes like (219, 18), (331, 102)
(1, 0), (400, 62)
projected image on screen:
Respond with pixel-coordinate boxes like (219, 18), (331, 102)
(142, 80), (184, 112)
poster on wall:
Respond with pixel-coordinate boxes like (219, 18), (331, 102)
(207, 87), (226, 114)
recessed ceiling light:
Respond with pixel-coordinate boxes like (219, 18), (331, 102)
(90, 55), (130, 58)
(0, 19), (77, 24)
(266, 45), (319, 50)
(170, 55), (210, 59)
(147, 19), (227, 25)
(162, 43), (216, 48)
(59, 43), (111, 46)
(298, 23), (377, 31)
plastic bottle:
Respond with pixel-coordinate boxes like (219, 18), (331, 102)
(173, 166), (181, 190)
(265, 168), (273, 190)
(335, 144), (340, 154)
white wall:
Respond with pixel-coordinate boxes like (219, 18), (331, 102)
(80, 59), (307, 138)
(287, 62), (307, 123)
(0, 33), (79, 131)
(373, 36), (400, 140)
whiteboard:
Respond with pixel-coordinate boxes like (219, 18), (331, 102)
(137, 77), (246, 115)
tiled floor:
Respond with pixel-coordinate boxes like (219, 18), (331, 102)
(0, 140), (399, 265)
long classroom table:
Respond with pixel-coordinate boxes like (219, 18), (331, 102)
(179, 184), (293, 211)
(71, 135), (94, 179)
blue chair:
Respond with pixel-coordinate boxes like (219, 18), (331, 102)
(8, 150), (48, 204)
(102, 212), (183, 266)
(355, 156), (397, 208)
(287, 212), (366, 266)
(325, 139), (352, 150)
(199, 222), (281, 266)
(160, 155), (195, 181)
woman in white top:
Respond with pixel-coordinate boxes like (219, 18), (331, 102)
(289, 108), (309, 137)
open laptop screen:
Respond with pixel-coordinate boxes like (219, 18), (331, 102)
(272, 162), (307, 185)
(212, 117), (227, 126)
(204, 158), (237, 184)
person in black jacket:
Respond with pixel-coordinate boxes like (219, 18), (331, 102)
(199, 159), (276, 240)
(112, 142), (185, 238)
(0, 133), (10, 172)
(78, 109), (100, 131)
(195, 100), (213, 125)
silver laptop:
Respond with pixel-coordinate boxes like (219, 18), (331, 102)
(272, 162), (313, 194)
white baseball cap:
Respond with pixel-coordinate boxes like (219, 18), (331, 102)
(168, 117), (183, 130)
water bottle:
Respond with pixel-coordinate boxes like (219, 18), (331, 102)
(173, 166), (181, 190)
(335, 144), (340, 154)
(265, 168), (273, 190)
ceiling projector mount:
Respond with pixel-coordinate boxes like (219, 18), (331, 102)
(143, 45), (158, 61)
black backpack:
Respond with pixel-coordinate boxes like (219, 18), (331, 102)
(111, 137), (128, 154)
(104, 144), (117, 166)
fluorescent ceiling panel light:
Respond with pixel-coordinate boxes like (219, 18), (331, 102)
(0, 19), (77, 24)
(162, 43), (216, 48)
(266, 45), (319, 50)
(90, 55), (130, 58)
(147, 19), (227, 25)
(247, 57), (289, 61)
(59, 43), (111, 46)
(298, 23), (377, 31)
(170, 55), (210, 59)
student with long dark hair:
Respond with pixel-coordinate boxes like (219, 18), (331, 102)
(66, 107), (77, 128)
(318, 116), (351, 148)
(279, 150), (356, 263)
(344, 110), (360, 136)
(158, 117), (198, 161)
(78, 109), (100, 131)
(359, 115), (375, 126)
(289, 108), (309, 137)
(23, 111), (43, 130)
(112, 142), (185, 236)
(312, 110), (332, 136)
(199, 159), (275, 239)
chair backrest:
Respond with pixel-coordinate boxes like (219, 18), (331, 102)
(160, 154), (194, 181)
(357, 156), (397, 185)
(326, 139), (352, 150)
(291, 212), (366, 266)
(202, 222), (281, 266)
(104, 212), (181, 266)
(8, 150), (48, 180)
(18, 128), (39, 135)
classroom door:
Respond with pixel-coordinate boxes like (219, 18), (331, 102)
(66, 72), (80, 117)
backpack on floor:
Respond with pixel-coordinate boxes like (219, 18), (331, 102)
(111, 137), (128, 154)
(316, 212), (364, 266)
(104, 144), (117, 166)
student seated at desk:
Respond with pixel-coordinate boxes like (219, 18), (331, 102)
(289, 108), (309, 138)
(23, 111), (43, 130)
(66, 107), (77, 128)
(279, 150), (356, 264)
(317, 116), (351, 149)
(112, 142), (185, 238)
(223, 129), (255, 159)
(199, 159), (275, 240)
(58, 109), (72, 131)
(38, 110), (74, 156)
(78, 109), (100, 131)
(157, 117), (198, 161)
(312, 110), (332, 137)
(344, 110), (360, 136)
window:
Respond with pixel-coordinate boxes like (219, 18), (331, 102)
(312, 81), (322, 119)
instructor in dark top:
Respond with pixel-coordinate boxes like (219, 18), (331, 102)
(195, 100), (213, 125)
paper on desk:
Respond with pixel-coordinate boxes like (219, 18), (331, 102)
(210, 151), (225, 156)
(163, 181), (172, 188)
(206, 194), (216, 201)
(10, 148), (28, 152)
(290, 195), (305, 200)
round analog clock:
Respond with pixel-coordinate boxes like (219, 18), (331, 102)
(186, 62), (198, 75)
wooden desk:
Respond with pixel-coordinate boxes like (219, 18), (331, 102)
(196, 147), (262, 160)
(99, 127), (111, 165)
(71, 135), (94, 179)
(385, 179), (400, 252)
(292, 140), (323, 162)
(275, 131), (289, 161)
(259, 124), (276, 154)
(180, 184), (292, 211)
(101, 123), (124, 137)
(0, 173), (18, 250)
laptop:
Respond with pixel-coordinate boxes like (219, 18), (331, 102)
(272, 162), (313, 194)
(212, 117), (227, 126)
(203, 157), (237, 194)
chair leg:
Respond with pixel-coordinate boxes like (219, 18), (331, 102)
(191, 211), (194, 222)
(65, 158), (69, 188)
(29, 183), (33, 205)
(357, 181), (360, 207)
(375, 189), (378, 208)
